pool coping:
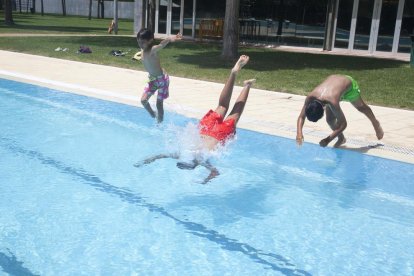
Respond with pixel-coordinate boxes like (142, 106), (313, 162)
(1, 50), (413, 164)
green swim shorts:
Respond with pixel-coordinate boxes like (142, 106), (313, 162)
(341, 75), (361, 102)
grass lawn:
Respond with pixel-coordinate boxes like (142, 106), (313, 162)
(1, 13), (413, 109)
(0, 11), (133, 34)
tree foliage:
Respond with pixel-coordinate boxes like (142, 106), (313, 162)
(4, 0), (14, 25)
(222, 0), (240, 60)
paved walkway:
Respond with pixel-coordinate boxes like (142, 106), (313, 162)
(1, 50), (413, 163)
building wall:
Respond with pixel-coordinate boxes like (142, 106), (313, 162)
(34, 0), (135, 19)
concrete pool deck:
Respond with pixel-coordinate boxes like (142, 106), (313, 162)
(1, 49), (413, 164)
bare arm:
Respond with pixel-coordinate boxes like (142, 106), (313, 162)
(319, 104), (347, 147)
(134, 153), (179, 167)
(200, 161), (220, 185)
(296, 98), (309, 146)
(151, 33), (182, 54)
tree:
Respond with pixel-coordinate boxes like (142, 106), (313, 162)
(4, 0), (14, 25)
(113, 0), (118, 34)
(277, 0), (285, 36)
(61, 0), (66, 16)
(97, 0), (105, 19)
(88, 0), (93, 20)
(41, 0), (44, 16)
(222, 0), (240, 60)
(141, 0), (157, 32)
(147, 0), (156, 31)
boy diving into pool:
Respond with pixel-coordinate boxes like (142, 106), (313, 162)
(136, 28), (182, 123)
(296, 74), (384, 148)
(135, 55), (256, 184)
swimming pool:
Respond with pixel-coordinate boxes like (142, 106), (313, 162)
(1, 78), (413, 275)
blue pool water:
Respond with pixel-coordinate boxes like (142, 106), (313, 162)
(1, 78), (413, 275)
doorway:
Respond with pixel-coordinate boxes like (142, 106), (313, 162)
(156, 0), (195, 37)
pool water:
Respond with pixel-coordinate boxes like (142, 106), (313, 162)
(0, 78), (413, 275)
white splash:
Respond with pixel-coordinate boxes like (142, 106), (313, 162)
(163, 122), (232, 162)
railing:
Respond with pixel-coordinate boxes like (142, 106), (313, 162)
(14, 0), (34, 13)
(197, 18), (326, 48)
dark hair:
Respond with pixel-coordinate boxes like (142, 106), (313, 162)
(176, 160), (198, 170)
(137, 28), (154, 41)
(305, 100), (324, 122)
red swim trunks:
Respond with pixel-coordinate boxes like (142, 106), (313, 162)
(199, 110), (236, 142)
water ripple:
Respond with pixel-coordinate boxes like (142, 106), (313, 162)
(0, 137), (311, 275)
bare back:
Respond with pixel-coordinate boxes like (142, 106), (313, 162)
(141, 49), (163, 77)
(310, 75), (352, 105)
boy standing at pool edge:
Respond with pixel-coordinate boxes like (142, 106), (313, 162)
(136, 28), (182, 123)
(296, 74), (384, 148)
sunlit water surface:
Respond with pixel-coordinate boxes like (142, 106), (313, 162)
(0, 79), (413, 275)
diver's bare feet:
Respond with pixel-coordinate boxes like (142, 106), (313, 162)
(156, 115), (163, 124)
(232, 55), (249, 73)
(334, 135), (346, 148)
(243, 79), (256, 87)
(374, 121), (384, 140)
(151, 111), (157, 119)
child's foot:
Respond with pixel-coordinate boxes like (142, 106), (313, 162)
(334, 135), (346, 148)
(243, 79), (256, 87)
(156, 116), (163, 124)
(374, 121), (384, 140)
(232, 55), (249, 73)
